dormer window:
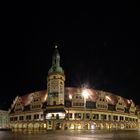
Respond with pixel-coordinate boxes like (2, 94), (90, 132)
(14, 97), (24, 112)
(30, 93), (42, 110)
(96, 92), (108, 110)
(116, 97), (125, 112)
(129, 100), (136, 114)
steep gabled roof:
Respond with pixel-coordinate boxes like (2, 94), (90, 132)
(11, 87), (131, 109)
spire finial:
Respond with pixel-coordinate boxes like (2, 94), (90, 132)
(55, 45), (58, 49)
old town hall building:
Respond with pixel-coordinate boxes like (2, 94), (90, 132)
(9, 46), (139, 131)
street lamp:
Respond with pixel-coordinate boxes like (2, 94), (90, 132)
(68, 94), (72, 120)
(82, 89), (88, 129)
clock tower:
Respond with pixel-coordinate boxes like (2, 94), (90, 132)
(47, 45), (65, 106)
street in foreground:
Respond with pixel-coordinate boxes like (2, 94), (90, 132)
(0, 130), (140, 140)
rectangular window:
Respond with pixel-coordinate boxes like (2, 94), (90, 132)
(74, 113), (82, 119)
(19, 116), (24, 120)
(26, 115), (31, 120)
(108, 115), (111, 120)
(66, 113), (72, 119)
(10, 117), (13, 121)
(120, 116), (124, 121)
(41, 114), (43, 119)
(113, 116), (118, 121)
(101, 114), (106, 120)
(125, 117), (128, 121)
(34, 114), (39, 120)
(69, 113), (72, 118)
(86, 113), (90, 119)
(48, 120), (51, 125)
(93, 114), (99, 120)
(14, 117), (18, 121)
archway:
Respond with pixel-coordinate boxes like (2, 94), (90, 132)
(91, 122), (97, 130)
(28, 123), (33, 131)
(55, 122), (62, 130)
(120, 123), (125, 129)
(99, 123), (104, 129)
(40, 123), (46, 130)
(23, 123), (27, 129)
(77, 124), (82, 130)
(34, 123), (40, 130)
(69, 123), (75, 130)
(14, 123), (18, 129)
(110, 123), (116, 129)
(105, 123), (109, 129)
(64, 123), (68, 130)
(18, 123), (22, 129)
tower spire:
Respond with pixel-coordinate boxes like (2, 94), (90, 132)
(48, 44), (64, 74)
(47, 44), (65, 106)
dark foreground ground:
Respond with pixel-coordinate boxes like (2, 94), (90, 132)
(0, 130), (140, 140)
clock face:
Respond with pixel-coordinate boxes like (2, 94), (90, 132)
(51, 80), (58, 91)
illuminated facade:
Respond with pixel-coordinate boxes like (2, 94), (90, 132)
(0, 110), (9, 129)
(9, 46), (139, 131)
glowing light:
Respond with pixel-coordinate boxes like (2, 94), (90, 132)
(127, 99), (131, 104)
(44, 124), (46, 128)
(106, 96), (111, 101)
(70, 124), (74, 129)
(91, 124), (95, 129)
(44, 94), (48, 101)
(121, 124), (124, 129)
(69, 94), (72, 100)
(57, 112), (65, 117)
(47, 113), (52, 117)
(82, 89), (89, 99)
(77, 124), (81, 129)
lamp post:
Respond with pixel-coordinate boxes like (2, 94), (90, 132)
(68, 94), (72, 120)
(82, 89), (88, 130)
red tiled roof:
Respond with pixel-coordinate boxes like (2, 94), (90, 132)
(65, 87), (131, 107)
(19, 90), (47, 106)
(13, 87), (131, 107)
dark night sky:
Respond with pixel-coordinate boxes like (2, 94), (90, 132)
(0, 2), (140, 109)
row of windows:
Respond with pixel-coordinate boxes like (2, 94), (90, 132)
(48, 76), (64, 80)
(31, 104), (41, 109)
(116, 108), (124, 111)
(16, 103), (21, 106)
(15, 98), (41, 107)
(48, 92), (58, 98)
(75, 95), (83, 99)
(65, 101), (135, 114)
(97, 104), (107, 109)
(99, 98), (106, 102)
(14, 104), (42, 112)
(118, 102), (123, 105)
(10, 114), (43, 121)
(130, 111), (135, 114)
(33, 98), (40, 102)
(14, 108), (23, 112)
(65, 113), (137, 122)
